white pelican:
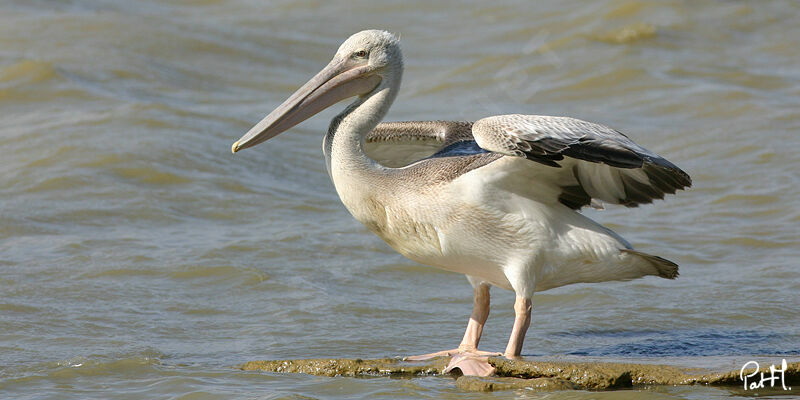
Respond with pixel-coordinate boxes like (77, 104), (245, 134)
(232, 30), (691, 376)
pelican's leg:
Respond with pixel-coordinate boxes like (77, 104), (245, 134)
(405, 281), (499, 376)
(406, 282), (498, 360)
(503, 295), (532, 358)
(457, 281), (491, 351)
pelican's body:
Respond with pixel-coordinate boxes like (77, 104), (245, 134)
(337, 147), (649, 296)
(232, 30), (690, 376)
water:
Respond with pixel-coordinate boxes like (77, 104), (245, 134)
(1, 0), (798, 398)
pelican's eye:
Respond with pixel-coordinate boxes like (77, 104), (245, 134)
(354, 49), (368, 58)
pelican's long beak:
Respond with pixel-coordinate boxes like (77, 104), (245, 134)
(231, 57), (382, 153)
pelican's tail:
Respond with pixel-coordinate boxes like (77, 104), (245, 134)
(622, 249), (679, 279)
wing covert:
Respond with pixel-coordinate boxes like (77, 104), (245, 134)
(364, 121), (474, 167)
(472, 114), (691, 208)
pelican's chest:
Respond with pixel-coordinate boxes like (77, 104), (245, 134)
(336, 184), (444, 259)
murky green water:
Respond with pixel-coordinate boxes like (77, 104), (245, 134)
(1, 0), (798, 398)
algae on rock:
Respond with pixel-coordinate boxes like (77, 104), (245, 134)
(241, 357), (800, 392)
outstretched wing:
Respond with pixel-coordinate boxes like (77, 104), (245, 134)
(471, 114), (692, 209)
(365, 121), (473, 167)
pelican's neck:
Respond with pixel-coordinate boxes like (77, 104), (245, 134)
(324, 68), (401, 184)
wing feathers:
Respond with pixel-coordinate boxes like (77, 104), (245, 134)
(365, 121), (474, 167)
(364, 116), (690, 210)
(558, 184), (592, 210)
(473, 114), (691, 208)
(560, 137), (643, 168)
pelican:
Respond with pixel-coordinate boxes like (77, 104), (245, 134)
(232, 30), (691, 376)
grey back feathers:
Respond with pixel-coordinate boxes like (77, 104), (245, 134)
(365, 121), (474, 167)
(366, 116), (691, 209)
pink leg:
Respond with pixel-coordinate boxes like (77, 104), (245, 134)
(405, 284), (500, 360)
(442, 284), (499, 376)
(458, 282), (490, 351)
(503, 295), (532, 358)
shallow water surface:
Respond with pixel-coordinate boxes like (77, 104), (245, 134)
(1, 0), (798, 398)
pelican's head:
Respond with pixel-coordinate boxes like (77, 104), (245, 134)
(336, 30), (402, 75)
(231, 30), (402, 153)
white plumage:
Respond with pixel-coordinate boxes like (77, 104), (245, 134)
(232, 30), (691, 376)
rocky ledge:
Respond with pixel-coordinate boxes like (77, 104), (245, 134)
(241, 357), (799, 392)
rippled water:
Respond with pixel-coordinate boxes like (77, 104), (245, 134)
(1, 1), (798, 398)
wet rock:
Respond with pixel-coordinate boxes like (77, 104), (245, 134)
(456, 376), (578, 391)
(241, 357), (800, 392)
(491, 358), (679, 389)
(490, 358), (799, 389)
(241, 357), (448, 377)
